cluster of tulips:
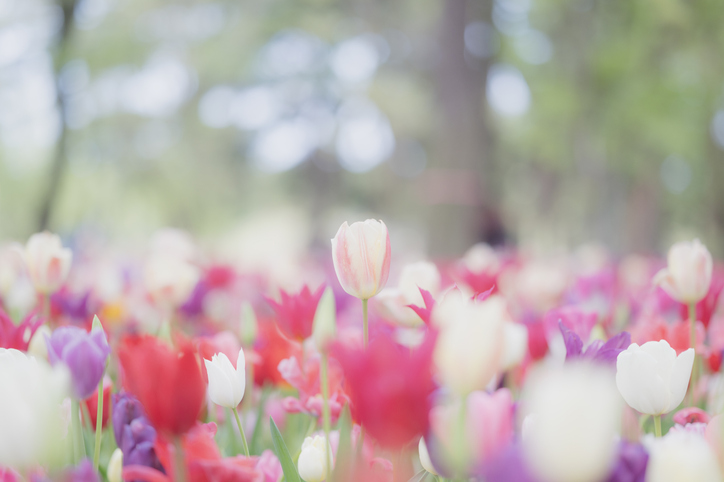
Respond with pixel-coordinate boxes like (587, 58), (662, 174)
(0, 220), (723, 482)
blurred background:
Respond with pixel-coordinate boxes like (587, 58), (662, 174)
(1, 0), (723, 257)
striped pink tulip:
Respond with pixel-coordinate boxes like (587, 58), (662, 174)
(331, 220), (391, 300)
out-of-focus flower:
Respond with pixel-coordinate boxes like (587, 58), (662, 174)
(107, 449), (123, 482)
(27, 324), (51, 359)
(377, 261), (441, 327)
(204, 349), (246, 409)
(604, 441), (648, 482)
(297, 435), (330, 482)
(331, 220), (391, 300)
(0, 348), (70, 469)
(144, 255), (199, 308)
(500, 322), (528, 371)
(334, 331), (436, 448)
(278, 353), (348, 422)
(196, 331), (242, 384)
(23, 232), (72, 294)
(255, 450), (283, 482)
(673, 407), (710, 426)
(253, 322), (303, 386)
(418, 438), (439, 476)
(0, 244), (24, 298)
(654, 239), (713, 304)
(0, 309), (42, 352)
(427, 389), (514, 476)
(267, 285), (324, 341)
(62, 459), (100, 482)
(454, 243), (501, 296)
(312, 287), (336, 351)
(46, 325), (110, 399)
(615, 340), (694, 415)
(645, 429), (721, 482)
(118, 335), (205, 436)
(560, 322), (631, 366)
(522, 363), (622, 482)
(112, 392), (164, 471)
(82, 377), (112, 428)
(432, 293), (505, 395)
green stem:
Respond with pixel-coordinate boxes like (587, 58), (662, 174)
(233, 407), (250, 457)
(71, 399), (83, 463)
(654, 415), (662, 437)
(362, 298), (369, 348)
(320, 353), (332, 479)
(689, 302), (698, 407)
(173, 437), (187, 482)
(93, 379), (104, 470)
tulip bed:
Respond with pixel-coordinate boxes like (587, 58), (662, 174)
(0, 225), (722, 482)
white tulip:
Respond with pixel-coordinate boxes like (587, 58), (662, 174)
(144, 254), (199, 308)
(654, 239), (712, 304)
(616, 340), (694, 416)
(418, 437), (440, 476)
(645, 430), (722, 482)
(0, 349), (70, 469)
(500, 321), (529, 371)
(27, 325), (52, 360)
(107, 448), (123, 482)
(297, 435), (330, 482)
(522, 363), (622, 482)
(23, 232), (72, 295)
(204, 349), (246, 409)
(398, 261), (441, 307)
(432, 293), (505, 395)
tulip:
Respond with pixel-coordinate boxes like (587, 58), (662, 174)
(645, 429), (722, 482)
(0, 348), (70, 469)
(204, 348), (250, 456)
(107, 448), (123, 482)
(46, 326), (110, 400)
(418, 438), (439, 476)
(297, 435), (330, 482)
(23, 232), (72, 295)
(205, 350), (246, 409)
(654, 239), (712, 304)
(111, 392), (164, 472)
(615, 340), (694, 422)
(118, 335), (205, 437)
(376, 261), (440, 327)
(522, 363), (622, 482)
(432, 293), (505, 395)
(144, 254), (200, 309)
(267, 285), (324, 341)
(331, 219), (391, 301)
(312, 287), (337, 352)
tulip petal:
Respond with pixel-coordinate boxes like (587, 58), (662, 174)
(667, 348), (695, 412)
(616, 346), (671, 415)
(205, 358), (235, 408)
(235, 349), (246, 405)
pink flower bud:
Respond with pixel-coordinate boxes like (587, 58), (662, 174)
(23, 232), (72, 295)
(654, 239), (713, 304)
(331, 220), (391, 300)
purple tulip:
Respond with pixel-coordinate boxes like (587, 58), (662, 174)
(560, 321), (631, 366)
(478, 444), (541, 482)
(112, 392), (165, 473)
(62, 459), (100, 482)
(605, 441), (648, 482)
(46, 326), (110, 399)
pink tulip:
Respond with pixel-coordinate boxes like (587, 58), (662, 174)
(654, 239), (713, 304)
(23, 232), (72, 295)
(331, 220), (391, 300)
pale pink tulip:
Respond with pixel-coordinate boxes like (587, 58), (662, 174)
(654, 239), (712, 304)
(331, 220), (391, 300)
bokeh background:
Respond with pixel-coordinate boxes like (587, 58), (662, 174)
(2, 0), (723, 257)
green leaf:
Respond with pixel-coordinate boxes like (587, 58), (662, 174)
(331, 406), (352, 480)
(270, 417), (302, 482)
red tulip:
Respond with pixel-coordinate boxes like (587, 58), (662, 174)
(118, 334), (205, 436)
(253, 322), (302, 386)
(334, 331), (436, 448)
(266, 285), (325, 341)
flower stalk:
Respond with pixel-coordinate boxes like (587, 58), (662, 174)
(654, 415), (662, 437)
(232, 407), (250, 457)
(93, 378), (104, 470)
(320, 352), (333, 478)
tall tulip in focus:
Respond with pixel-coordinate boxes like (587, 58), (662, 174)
(204, 348), (250, 456)
(331, 219), (391, 346)
(23, 232), (72, 318)
(615, 340), (694, 436)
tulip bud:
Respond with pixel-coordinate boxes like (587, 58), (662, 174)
(522, 363), (622, 482)
(432, 293), (505, 395)
(312, 288), (336, 352)
(331, 220), (391, 300)
(297, 435), (330, 482)
(23, 232), (72, 295)
(107, 448), (123, 482)
(616, 340), (694, 416)
(27, 325), (52, 360)
(204, 349), (246, 409)
(418, 438), (440, 476)
(240, 302), (258, 346)
(654, 239), (713, 304)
